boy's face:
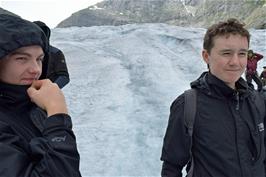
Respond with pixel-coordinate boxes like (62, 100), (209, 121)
(0, 45), (44, 85)
(202, 34), (248, 89)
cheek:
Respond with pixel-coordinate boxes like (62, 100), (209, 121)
(239, 59), (247, 68)
(209, 58), (224, 67)
(0, 63), (12, 78)
(39, 64), (43, 74)
(0, 69), (17, 83)
(36, 64), (42, 79)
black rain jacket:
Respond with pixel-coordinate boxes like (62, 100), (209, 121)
(47, 46), (70, 88)
(0, 83), (81, 177)
(0, 14), (81, 177)
(161, 72), (266, 177)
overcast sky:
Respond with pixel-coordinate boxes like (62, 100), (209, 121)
(0, 0), (103, 28)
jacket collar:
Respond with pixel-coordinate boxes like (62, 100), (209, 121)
(0, 82), (32, 108)
(191, 71), (250, 99)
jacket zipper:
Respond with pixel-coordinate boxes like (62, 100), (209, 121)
(234, 91), (245, 177)
(235, 91), (239, 110)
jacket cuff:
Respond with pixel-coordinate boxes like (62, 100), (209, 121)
(44, 114), (72, 130)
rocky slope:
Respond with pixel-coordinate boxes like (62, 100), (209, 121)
(57, 0), (266, 29)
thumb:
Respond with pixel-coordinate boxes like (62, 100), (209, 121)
(27, 80), (43, 97)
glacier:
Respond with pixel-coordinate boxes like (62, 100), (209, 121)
(50, 23), (266, 177)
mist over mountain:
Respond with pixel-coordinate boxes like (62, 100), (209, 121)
(57, 0), (266, 29)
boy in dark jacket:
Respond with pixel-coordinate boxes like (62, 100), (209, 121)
(33, 20), (70, 89)
(0, 14), (81, 177)
(161, 18), (266, 177)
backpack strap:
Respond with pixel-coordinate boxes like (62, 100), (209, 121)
(184, 88), (197, 136)
(184, 88), (197, 177)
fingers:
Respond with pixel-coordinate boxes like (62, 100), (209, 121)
(27, 79), (50, 100)
(30, 80), (43, 90)
(27, 79), (68, 117)
(27, 86), (36, 99)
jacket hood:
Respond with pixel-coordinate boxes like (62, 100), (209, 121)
(0, 14), (49, 79)
(33, 21), (51, 40)
(191, 71), (250, 99)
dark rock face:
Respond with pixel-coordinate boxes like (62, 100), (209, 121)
(56, 0), (265, 29)
(0, 1), (264, 29)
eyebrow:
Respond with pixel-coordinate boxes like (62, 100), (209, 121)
(220, 49), (248, 52)
(9, 51), (45, 58)
(240, 49), (249, 52)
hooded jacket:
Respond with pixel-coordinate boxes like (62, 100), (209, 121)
(0, 14), (81, 177)
(33, 20), (70, 88)
(161, 72), (266, 177)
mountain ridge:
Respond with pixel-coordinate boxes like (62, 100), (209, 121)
(56, 0), (266, 29)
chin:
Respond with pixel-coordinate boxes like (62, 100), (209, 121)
(226, 78), (239, 84)
(227, 74), (241, 81)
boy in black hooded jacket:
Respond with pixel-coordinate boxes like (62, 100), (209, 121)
(0, 14), (81, 177)
(161, 18), (266, 177)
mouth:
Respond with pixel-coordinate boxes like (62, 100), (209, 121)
(21, 78), (37, 83)
(226, 69), (241, 72)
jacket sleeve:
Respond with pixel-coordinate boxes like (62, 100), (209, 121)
(0, 114), (81, 177)
(48, 49), (70, 83)
(161, 94), (192, 177)
(254, 53), (264, 61)
(54, 75), (70, 89)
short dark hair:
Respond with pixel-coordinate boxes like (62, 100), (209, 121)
(203, 18), (250, 53)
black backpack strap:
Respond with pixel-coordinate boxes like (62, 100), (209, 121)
(184, 88), (197, 177)
(184, 88), (197, 136)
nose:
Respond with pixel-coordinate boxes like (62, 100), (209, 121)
(229, 53), (240, 65)
(28, 60), (41, 74)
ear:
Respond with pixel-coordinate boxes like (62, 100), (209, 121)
(202, 49), (209, 64)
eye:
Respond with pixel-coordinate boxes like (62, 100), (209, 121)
(14, 56), (28, 63)
(239, 52), (247, 57)
(222, 52), (231, 56)
(37, 57), (44, 62)
(16, 57), (27, 61)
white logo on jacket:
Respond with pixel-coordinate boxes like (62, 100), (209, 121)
(258, 123), (264, 132)
(51, 136), (66, 142)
